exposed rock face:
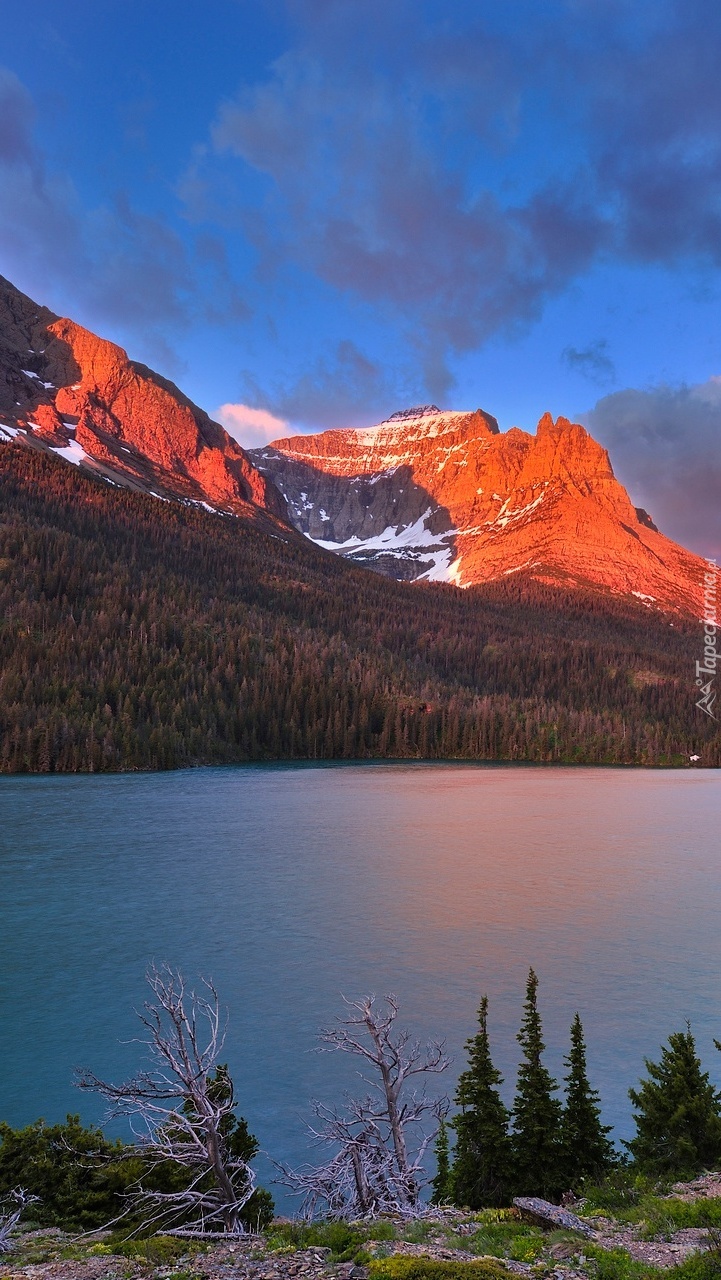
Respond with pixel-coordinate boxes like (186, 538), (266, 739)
(0, 276), (284, 519)
(0, 274), (709, 618)
(250, 406), (708, 615)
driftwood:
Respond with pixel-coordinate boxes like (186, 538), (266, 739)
(513, 1196), (596, 1238)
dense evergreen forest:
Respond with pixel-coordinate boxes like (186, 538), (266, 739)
(0, 444), (718, 772)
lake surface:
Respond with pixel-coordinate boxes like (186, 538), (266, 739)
(2, 763), (720, 1207)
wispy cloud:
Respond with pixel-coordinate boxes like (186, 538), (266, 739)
(209, 33), (606, 377)
(239, 338), (411, 429)
(562, 339), (616, 386)
(215, 403), (289, 449)
(178, 0), (721, 413)
(0, 67), (249, 367)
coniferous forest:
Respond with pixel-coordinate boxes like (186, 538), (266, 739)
(0, 443), (719, 773)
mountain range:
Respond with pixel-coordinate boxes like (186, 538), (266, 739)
(1, 272), (719, 771)
(0, 275), (708, 618)
(250, 406), (701, 613)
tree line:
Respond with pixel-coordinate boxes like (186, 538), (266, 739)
(2, 966), (720, 1236)
(433, 970), (721, 1210)
(0, 444), (719, 772)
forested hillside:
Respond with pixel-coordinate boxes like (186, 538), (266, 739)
(0, 444), (717, 772)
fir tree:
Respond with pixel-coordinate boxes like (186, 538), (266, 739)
(511, 968), (563, 1199)
(560, 1014), (615, 1190)
(451, 995), (512, 1208)
(431, 1118), (453, 1205)
(626, 1025), (721, 1176)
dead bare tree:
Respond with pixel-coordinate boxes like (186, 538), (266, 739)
(76, 964), (257, 1235)
(0, 1190), (38, 1253)
(280, 994), (450, 1219)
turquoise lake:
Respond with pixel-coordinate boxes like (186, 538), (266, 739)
(1, 763), (720, 1206)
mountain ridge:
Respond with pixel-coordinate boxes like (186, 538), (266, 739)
(0, 275), (284, 523)
(0, 274), (711, 618)
(251, 407), (706, 614)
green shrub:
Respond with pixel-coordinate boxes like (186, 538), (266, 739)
(108, 1235), (192, 1265)
(267, 1219), (366, 1260)
(369, 1258), (510, 1280)
(0, 1115), (136, 1230)
(369, 1222), (398, 1241)
(582, 1244), (659, 1280)
(0, 1113), (274, 1234)
(400, 1220), (437, 1243)
(312, 1221), (366, 1260)
(582, 1170), (662, 1216)
(644, 1198), (721, 1233)
(472, 1210), (518, 1225)
(240, 1187), (275, 1232)
(462, 1221), (545, 1263)
(658, 1253), (721, 1280)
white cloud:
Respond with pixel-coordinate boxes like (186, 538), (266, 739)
(215, 402), (289, 450)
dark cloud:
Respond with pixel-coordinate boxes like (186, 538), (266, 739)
(197, 0), (721, 391)
(208, 15), (609, 381)
(562, 339), (616, 385)
(582, 379), (721, 560)
(0, 68), (250, 366)
(586, 0), (721, 265)
(242, 338), (411, 428)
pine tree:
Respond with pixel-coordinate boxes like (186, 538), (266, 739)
(511, 968), (563, 1199)
(451, 995), (512, 1208)
(431, 1118), (453, 1205)
(626, 1026), (721, 1176)
(560, 1014), (615, 1190)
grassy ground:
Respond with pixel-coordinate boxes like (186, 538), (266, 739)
(3, 1187), (721, 1280)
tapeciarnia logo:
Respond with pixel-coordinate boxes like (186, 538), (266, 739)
(696, 558), (718, 719)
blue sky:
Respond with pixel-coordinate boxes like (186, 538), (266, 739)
(2, 0), (720, 554)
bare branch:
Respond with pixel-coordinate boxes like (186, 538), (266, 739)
(0, 1189), (39, 1253)
(282, 994), (450, 1219)
(76, 964), (256, 1236)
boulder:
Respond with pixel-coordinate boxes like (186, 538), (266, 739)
(513, 1197), (596, 1237)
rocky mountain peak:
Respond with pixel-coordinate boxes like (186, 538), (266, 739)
(0, 275), (283, 520)
(251, 406), (706, 614)
(382, 405), (442, 422)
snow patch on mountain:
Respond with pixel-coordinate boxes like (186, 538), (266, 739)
(311, 507), (461, 582)
(50, 439), (89, 467)
(351, 410), (474, 444)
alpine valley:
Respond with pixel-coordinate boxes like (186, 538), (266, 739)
(0, 274), (718, 771)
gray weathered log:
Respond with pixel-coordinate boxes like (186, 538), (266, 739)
(513, 1196), (596, 1237)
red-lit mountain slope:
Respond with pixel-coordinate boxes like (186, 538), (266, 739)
(0, 275), (283, 521)
(0, 274), (710, 619)
(251, 405), (707, 615)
